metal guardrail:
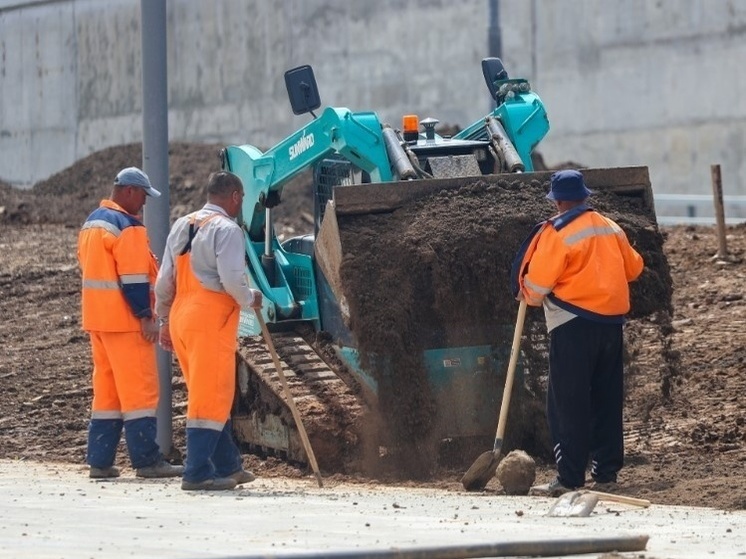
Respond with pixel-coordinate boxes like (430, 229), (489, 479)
(653, 194), (746, 226)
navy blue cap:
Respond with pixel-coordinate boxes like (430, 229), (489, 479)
(546, 170), (592, 201)
(114, 167), (161, 197)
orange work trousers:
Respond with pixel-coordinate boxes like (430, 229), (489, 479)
(89, 330), (158, 419)
(169, 253), (240, 428)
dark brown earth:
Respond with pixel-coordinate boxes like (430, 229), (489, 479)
(1, 143), (744, 510)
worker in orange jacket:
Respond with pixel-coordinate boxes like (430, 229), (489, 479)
(155, 171), (262, 491)
(511, 169), (644, 497)
(78, 167), (182, 479)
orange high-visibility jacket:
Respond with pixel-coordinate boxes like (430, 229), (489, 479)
(512, 206), (644, 322)
(78, 199), (157, 332)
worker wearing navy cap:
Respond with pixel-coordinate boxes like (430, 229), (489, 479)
(511, 169), (644, 497)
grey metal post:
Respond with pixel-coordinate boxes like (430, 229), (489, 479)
(488, 0), (502, 60)
(140, 0), (173, 456)
(488, 0), (502, 111)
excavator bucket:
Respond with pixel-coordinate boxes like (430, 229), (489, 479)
(319, 165), (656, 305)
(331, 166), (655, 217)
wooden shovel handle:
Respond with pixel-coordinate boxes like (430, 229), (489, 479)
(495, 299), (528, 442)
(255, 310), (324, 488)
(588, 490), (651, 508)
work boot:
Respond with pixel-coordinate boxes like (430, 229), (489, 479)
(181, 477), (237, 491)
(89, 465), (121, 479)
(136, 459), (184, 478)
(229, 469), (256, 485)
(528, 478), (578, 497)
(589, 480), (618, 493)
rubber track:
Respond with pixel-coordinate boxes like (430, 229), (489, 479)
(236, 331), (367, 468)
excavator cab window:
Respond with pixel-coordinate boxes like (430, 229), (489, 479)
(285, 65), (322, 117)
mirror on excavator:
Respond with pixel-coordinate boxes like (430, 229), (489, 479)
(285, 65), (321, 117)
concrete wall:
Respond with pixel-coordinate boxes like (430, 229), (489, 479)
(500, 0), (746, 198)
(1, 0), (744, 200)
(0, 0), (490, 186)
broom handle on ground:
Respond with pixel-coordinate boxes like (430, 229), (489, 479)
(255, 310), (324, 488)
(494, 299), (528, 449)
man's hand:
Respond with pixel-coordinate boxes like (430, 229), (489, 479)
(140, 317), (159, 344)
(249, 289), (263, 310)
(159, 324), (174, 352)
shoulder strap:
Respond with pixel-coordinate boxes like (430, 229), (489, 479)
(179, 212), (224, 255)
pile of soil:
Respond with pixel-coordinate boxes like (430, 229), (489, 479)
(0, 142), (312, 239)
(1, 142), (744, 509)
(338, 176), (672, 476)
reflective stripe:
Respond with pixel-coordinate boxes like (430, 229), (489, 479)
(123, 408), (156, 421)
(120, 273), (150, 284)
(564, 225), (619, 246)
(81, 219), (122, 237)
(186, 418), (225, 431)
(91, 410), (123, 420)
(524, 276), (552, 295)
(82, 279), (120, 290)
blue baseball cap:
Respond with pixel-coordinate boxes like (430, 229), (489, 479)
(546, 169), (592, 201)
(114, 167), (161, 197)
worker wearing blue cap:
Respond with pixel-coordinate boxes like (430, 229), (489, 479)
(78, 166), (181, 480)
(512, 169), (644, 497)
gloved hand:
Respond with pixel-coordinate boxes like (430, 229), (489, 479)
(249, 289), (263, 310)
(140, 317), (159, 344)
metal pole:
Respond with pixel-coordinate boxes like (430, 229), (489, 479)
(140, 0), (172, 456)
(488, 0), (502, 60)
(488, 0), (501, 111)
(222, 534), (649, 559)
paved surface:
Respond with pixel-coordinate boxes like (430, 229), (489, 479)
(0, 460), (743, 559)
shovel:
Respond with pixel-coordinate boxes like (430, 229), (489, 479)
(255, 310), (324, 488)
(548, 490), (651, 517)
(461, 299), (527, 491)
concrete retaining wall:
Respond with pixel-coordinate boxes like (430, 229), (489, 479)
(1, 0), (744, 200)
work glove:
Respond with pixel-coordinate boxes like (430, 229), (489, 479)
(249, 289), (263, 310)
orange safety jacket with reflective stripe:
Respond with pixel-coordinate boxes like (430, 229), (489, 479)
(78, 199), (158, 332)
(511, 205), (644, 323)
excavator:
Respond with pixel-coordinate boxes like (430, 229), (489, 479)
(220, 59), (663, 476)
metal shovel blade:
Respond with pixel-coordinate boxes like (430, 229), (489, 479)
(548, 491), (600, 517)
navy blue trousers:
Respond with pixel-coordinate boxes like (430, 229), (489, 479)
(183, 422), (243, 484)
(547, 317), (624, 488)
(87, 417), (161, 469)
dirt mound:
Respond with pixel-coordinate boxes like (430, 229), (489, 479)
(0, 142), (313, 237)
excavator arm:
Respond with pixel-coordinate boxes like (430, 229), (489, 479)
(222, 106), (396, 332)
(223, 107), (393, 241)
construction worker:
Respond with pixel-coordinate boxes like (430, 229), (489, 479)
(78, 166), (183, 479)
(155, 171), (262, 491)
(511, 169), (644, 497)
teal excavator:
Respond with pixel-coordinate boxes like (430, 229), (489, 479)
(220, 59), (656, 473)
